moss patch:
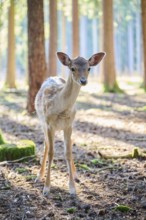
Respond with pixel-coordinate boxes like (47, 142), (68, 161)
(66, 207), (76, 214)
(78, 163), (91, 171)
(0, 140), (35, 162)
(25, 175), (37, 181)
(132, 147), (140, 158)
(0, 130), (6, 144)
(115, 204), (132, 212)
(104, 81), (123, 93)
(15, 167), (29, 173)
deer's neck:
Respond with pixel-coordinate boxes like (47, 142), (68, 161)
(59, 73), (81, 110)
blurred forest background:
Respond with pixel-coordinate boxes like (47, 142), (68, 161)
(0, 0), (146, 113)
(0, 0), (143, 74)
(0, 0), (144, 100)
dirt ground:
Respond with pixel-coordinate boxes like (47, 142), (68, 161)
(1, 78), (146, 220)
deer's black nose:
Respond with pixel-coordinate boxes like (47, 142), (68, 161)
(80, 78), (87, 85)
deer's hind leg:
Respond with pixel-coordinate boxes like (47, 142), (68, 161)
(35, 125), (49, 182)
(35, 141), (48, 182)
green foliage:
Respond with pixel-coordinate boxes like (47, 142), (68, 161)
(0, 0), (27, 75)
(132, 147), (140, 158)
(91, 158), (107, 166)
(104, 82), (124, 93)
(79, 0), (102, 19)
(114, 0), (141, 73)
(139, 82), (146, 90)
(15, 0), (27, 74)
(0, 140), (35, 161)
(115, 204), (132, 212)
(114, 0), (140, 28)
(58, 0), (72, 20)
(66, 207), (76, 214)
(15, 167), (28, 173)
(25, 175), (36, 181)
(137, 106), (146, 112)
(51, 163), (57, 169)
(58, 0), (102, 20)
(0, 130), (6, 144)
(0, 0), (10, 28)
(78, 164), (90, 171)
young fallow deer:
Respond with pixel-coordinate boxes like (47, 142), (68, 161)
(35, 52), (105, 196)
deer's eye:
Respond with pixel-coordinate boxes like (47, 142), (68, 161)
(71, 67), (75, 72)
(88, 68), (91, 72)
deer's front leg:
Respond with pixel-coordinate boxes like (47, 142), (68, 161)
(43, 128), (54, 196)
(64, 127), (76, 195)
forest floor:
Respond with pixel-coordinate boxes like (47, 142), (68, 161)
(1, 77), (146, 220)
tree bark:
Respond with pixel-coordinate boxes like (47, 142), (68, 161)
(5, 0), (16, 88)
(61, 11), (67, 78)
(141, 0), (146, 88)
(80, 16), (87, 57)
(27, 0), (46, 114)
(128, 21), (134, 75)
(48, 0), (57, 76)
(136, 12), (141, 74)
(92, 18), (98, 75)
(102, 0), (118, 92)
(72, 0), (79, 57)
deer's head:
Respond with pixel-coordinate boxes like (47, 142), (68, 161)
(57, 52), (106, 86)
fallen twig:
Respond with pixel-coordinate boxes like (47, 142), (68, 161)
(98, 147), (146, 160)
(98, 165), (115, 173)
(98, 151), (132, 159)
(0, 155), (36, 165)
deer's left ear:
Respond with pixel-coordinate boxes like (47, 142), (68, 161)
(88, 52), (106, 66)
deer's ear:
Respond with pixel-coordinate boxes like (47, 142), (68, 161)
(88, 52), (106, 66)
(57, 52), (71, 66)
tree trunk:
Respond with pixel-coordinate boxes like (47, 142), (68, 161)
(5, 0), (16, 88)
(92, 18), (98, 75)
(141, 0), (146, 88)
(102, 0), (119, 92)
(80, 16), (87, 57)
(27, 0), (46, 114)
(48, 0), (57, 76)
(136, 12), (141, 74)
(128, 21), (134, 75)
(61, 11), (67, 78)
(72, 0), (79, 57)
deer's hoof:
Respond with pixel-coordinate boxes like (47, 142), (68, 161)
(43, 186), (50, 197)
(69, 187), (76, 196)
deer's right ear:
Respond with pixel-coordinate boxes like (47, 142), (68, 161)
(57, 52), (71, 66)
